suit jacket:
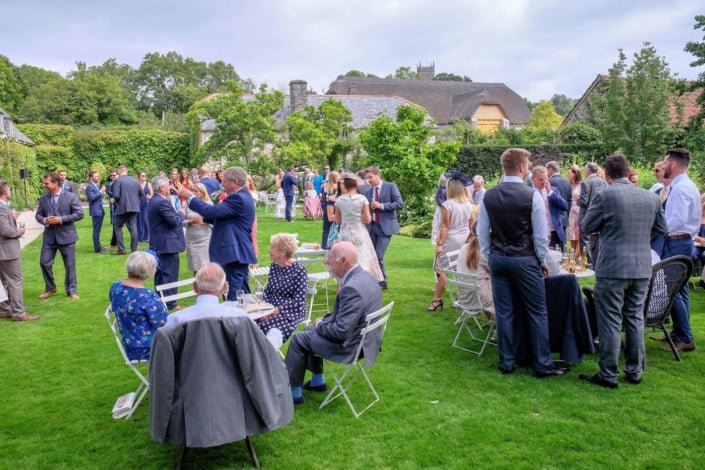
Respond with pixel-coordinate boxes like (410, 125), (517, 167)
(85, 182), (104, 217)
(35, 190), (84, 245)
(112, 175), (144, 215)
(188, 189), (257, 265)
(149, 317), (293, 448)
(199, 176), (221, 195)
(313, 266), (383, 366)
(542, 188), (569, 243)
(0, 202), (22, 260)
(581, 179), (667, 279)
(549, 174), (572, 227)
(578, 174), (607, 223)
(281, 172), (298, 197)
(365, 181), (403, 236)
(62, 180), (78, 194)
(147, 194), (185, 254)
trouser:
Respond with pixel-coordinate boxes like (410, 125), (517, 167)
(155, 252), (180, 309)
(368, 222), (391, 282)
(92, 214), (104, 252)
(284, 326), (327, 387)
(663, 237), (694, 343)
(549, 231), (563, 251)
(285, 195), (294, 222)
(488, 254), (553, 373)
(594, 277), (648, 384)
(322, 208), (332, 249)
(0, 258), (25, 315)
(40, 241), (77, 294)
(223, 262), (251, 300)
(114, 212), (139, 252)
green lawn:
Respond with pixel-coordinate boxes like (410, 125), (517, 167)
(1, 206), (704, 469)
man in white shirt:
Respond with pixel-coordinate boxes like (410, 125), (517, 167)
(655, 148), (700, 352)
(166, 263), (282, 349)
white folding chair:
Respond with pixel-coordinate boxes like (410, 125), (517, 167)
(104, 305), (150, 419)
(319, 301), (394, 418)
(444, 269), (495, 357)
(440, 249), (461, 307)
(249, 266), (271, 292)
(295, 250), (332, 324)
(264, 193), (277, 213)
(155, 278), (196, 307)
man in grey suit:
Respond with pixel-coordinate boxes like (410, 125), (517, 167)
(35, 172), (84, 300)
(111, 165), (144, 255)
(365, 166), (403, 289)
(284, 241), (383, 405)
(0, 182), (39, 321)
(578, 162), (607, 263)
(58, 170), (78, 194)
(579, 154), (667, 389)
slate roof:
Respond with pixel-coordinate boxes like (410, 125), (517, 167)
(326, 77), (531, 125)
(0, 109), (35, 146)
(200, 94), (417, 132)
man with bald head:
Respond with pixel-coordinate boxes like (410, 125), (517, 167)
(284, 241), (383, 405)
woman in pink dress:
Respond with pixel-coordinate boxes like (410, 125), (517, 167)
(567, 165), (582, 258)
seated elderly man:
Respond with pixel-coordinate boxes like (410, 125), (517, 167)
(166, 263), (282, 349)
(284, 241), (382, 405)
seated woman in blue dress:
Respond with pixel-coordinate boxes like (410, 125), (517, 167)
(109, 251), (168, 360)
(255, 233), (308, 343)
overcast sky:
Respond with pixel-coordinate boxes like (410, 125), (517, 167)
(1, 0), (703, 101)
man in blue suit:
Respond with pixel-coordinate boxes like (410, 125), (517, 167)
(532, 166), (569, 251)
(85, 170), (107, 254)
(281, 167), (298, 222)
(364, 166), (403, 290)
(149, 175), (186, 310)
(180, 166), (257, 299)
(35, 172), (84, 300)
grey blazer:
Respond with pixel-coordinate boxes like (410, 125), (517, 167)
(34, 190), (84, 245)
(112, 175), (144, 215)
(581, 179), (667, 279)
(365, 181), (403, 236)
(578, 174), (607, 223)
(149, 317), (293, 448)
(0, 203), (22, 260)
(314, 266), (383, 366)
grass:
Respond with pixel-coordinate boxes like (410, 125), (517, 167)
(1, 206), (704, 469)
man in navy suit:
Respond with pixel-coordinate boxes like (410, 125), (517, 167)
(198, 165), (222, 196)
(180, 166), (257, 299)
(149, 176), (186, 310)
(112, 165), (144, 254)
(364, 166), (403, 289)
(281, 167), (298, 222)
(35, 172), (84, 300)
(546, 161), (572, 241)
(85, 170), (107, 253)
(532, 166), (569, 251)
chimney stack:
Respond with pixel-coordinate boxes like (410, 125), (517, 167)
(289, 80), (308, 113)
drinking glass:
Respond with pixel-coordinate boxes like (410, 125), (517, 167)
(236, 289), (245, 308)
(254, 290), (264, 304)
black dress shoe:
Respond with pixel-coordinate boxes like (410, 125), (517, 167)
(498, 366), (516, 375)
(625, 374), (641, 385)
(303, 380), (328, 392)
(112, 251), (127, 256)
(579, 373), (618, 389)
(535, 367), (569, 378)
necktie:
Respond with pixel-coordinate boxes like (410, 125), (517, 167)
(374, 186), (380, 224)
(660, 186), (668, 206)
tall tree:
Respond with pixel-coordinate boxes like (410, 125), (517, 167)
(434, 72), (472, 82)
(550, 94), (576, 116)
(14, 64), (62, 97)
(0, 56), (23, 114)
(388, 66), (419, 80)
(527, 100), (563, 129)
(360, 106), (459, 221)
(593, 42), (675, 163)
(684, 14), (705, 123)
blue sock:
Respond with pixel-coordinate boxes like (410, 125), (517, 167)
(291, 386), (302, 399)
(310, 373), (325, 386)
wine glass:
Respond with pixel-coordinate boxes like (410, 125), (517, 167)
(254, 289), (264, 304)
(236, 289), (245, 308)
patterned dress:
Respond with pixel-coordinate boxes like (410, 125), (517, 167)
(255, 262), (308, 342)
(109, 281), (168, 361)
(335, 193), (384, 281)
(567, 184), (581, 241)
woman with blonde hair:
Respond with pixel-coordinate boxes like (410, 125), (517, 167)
(428, 177), (474, 311)
(457, 218), (495, 317)
(321, 170), (339, 248)
(183, 183), (213, 274)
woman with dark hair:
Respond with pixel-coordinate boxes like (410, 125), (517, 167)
(334, 172), (383, 281)
(567, 165), (582, 258)
(322, 170), (339, 248)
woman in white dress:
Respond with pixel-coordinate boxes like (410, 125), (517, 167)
(274, 169), (286, 219)
(183, 183), (213, 275)
(334, 174), (384, 282)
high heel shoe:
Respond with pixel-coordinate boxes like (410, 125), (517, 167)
(426, 299), (444, 311)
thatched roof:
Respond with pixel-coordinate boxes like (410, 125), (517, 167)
(326, 77), (530, 125)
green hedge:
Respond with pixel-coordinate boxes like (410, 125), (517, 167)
(0, 141), (42, 209)
(454, 143), (613, 179)
(17, 124), (191, 183)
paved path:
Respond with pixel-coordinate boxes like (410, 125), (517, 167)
(18, 209), (46, 250)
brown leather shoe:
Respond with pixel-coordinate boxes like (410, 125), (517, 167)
(0, 313), (13, 319)
(13, 312), (40, 321)
(68, 293), (80, 300)
(38, 289), (57, 299)
(661, 341), (696, 352)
